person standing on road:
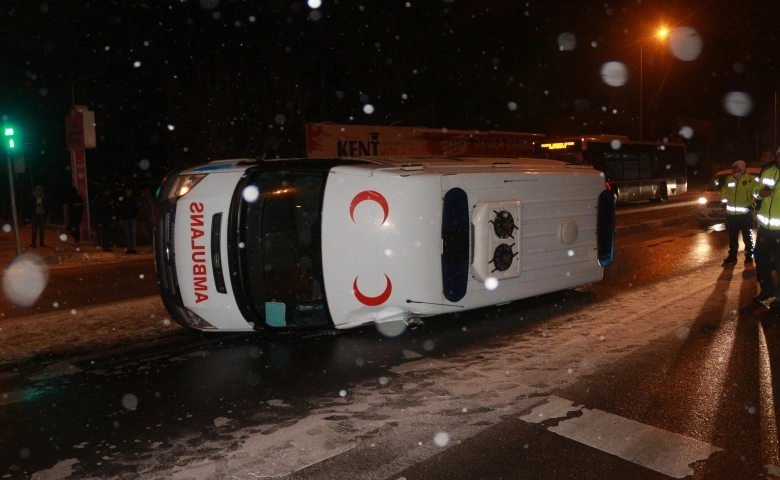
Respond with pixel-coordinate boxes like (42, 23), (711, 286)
(117, 185), (139, 254)
(720, 160), (756, 265)
(30, 185), (48, 248)
(752, 147), (780, 308)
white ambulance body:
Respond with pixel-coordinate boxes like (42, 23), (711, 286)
(153, 156), (614, 332)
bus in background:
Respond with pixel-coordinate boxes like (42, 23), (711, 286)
(534, 135), (687, 204)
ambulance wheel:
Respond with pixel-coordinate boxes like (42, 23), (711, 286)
(699, 220), (708, 229)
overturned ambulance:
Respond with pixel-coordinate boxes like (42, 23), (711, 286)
(153, 156), (614, 332)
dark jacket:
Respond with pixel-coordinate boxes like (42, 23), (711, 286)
(66, 187), (84, 221)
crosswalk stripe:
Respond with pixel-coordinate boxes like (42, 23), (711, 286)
(520, 396), (722, 478)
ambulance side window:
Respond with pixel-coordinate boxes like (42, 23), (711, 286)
(442, 187), (469, 302)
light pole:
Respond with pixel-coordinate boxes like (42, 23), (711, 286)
(3, 127), (21, 256)
(639, 27), (668, 141)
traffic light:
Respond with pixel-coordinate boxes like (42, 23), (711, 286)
(3, 127), (15, 149)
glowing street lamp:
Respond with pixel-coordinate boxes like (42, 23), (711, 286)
(640, 27), (669, 141)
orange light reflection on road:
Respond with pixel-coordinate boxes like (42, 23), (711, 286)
(692, 230), (715, 263)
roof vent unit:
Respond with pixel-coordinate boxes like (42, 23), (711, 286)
(471, 201), (522, 282)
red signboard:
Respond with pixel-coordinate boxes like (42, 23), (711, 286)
(65, 105), (96, 151)
(305, 123), (544, 158)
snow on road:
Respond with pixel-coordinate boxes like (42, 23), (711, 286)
(0, 295), (180, 368)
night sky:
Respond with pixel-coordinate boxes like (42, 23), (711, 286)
(1, 0), (779, 205)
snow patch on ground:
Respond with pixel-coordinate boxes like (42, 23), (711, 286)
(30, 458), (79, 480)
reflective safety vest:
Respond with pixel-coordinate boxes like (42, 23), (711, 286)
(754, 165), (780, 229)
(720, 173), (756, 215)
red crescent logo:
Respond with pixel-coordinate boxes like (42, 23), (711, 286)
(353, 274), (392, 306)
(350, 190), (389, 225)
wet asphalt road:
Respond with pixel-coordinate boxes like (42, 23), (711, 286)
(3, 200), (777, 479)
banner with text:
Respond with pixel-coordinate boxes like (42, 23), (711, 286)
(305, 123), (543, 158)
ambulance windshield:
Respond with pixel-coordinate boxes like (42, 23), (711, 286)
(235, 170), (329, 328)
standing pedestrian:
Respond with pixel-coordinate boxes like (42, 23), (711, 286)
(94, 185), (116, 252)
(720, 160), (756, 265)
(65, 186), (84, 245)
(118, 185), (139, 254)
(752, 147), (780, 308)
(30, 185), (48, 248)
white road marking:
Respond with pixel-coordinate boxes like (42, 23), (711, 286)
(521, 395), (722, 478)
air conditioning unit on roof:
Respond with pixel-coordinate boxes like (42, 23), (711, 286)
(471, 201), (522, 282)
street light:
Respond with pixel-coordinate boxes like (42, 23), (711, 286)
(640, 27), (669, 141)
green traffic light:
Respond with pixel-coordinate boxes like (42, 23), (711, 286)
(3, 127), (15, 149)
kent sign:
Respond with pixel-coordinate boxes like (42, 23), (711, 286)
(305, 123), (544, 158)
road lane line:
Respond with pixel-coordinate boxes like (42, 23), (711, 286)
(521, 395), (722, 478)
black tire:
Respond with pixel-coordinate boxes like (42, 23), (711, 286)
(698, 220), (709, 229)
(657, 182), (668, 203)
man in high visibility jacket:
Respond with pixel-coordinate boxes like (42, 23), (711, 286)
(753, 148), (780, 309)
(721, 160), (756, 265)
